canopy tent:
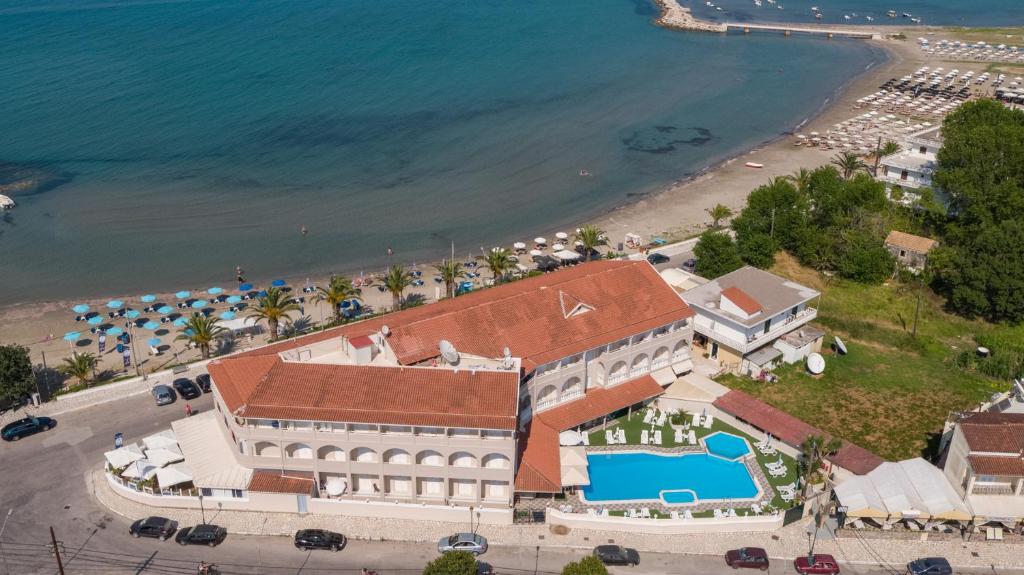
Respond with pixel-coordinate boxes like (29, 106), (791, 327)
(145, 446), (185, 467)
(156, 463), (194, 488)
(143, 429), (178, 451)
(104, 443), (145, 469)
(835, 476), (890, 519)
(835, 458), (971, 521)
(324, 476), (348, 496)
(121, 459), (160, 481)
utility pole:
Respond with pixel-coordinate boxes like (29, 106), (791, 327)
(0, 509), (12, 575)
(49, 526), (65, 575)
(770, 207), (776, 239)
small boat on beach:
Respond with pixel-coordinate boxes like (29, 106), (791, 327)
(744, 162), (764, 169)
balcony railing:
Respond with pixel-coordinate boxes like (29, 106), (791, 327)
(702, 308), (817, 353)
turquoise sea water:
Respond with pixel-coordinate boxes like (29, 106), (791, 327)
(0, 0), (972, 303)
(581, 452), (759, 503)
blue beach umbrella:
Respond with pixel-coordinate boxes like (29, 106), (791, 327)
(157, 306), (174, 315)
(140, 294), (157, 303)
(72, 304), (90, 314)
(175, 291), (191, 299)
(184, 328), (195, 337)
(87, 315), (103, 326)
(191, 300), (208, 309)
(219, 311), (236, 320)
(63, 331), (81, 342)
(207, 287), (224, 295)
(106, 299), (124, 309)
(257, 290), (267, 297)
(238, 283), (253, 292)
(271, 279), (286, 287)
(125, 309), (141, 319)
(172, 317), (188, 327)
(147, 338), (161, 347)
(226, 295), (242, 304)
(142, 321), (160, 330)
(104, 327), (123, 336)
(340, 300), (351, 309)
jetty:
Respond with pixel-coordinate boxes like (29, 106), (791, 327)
(654, 0), (881, 39)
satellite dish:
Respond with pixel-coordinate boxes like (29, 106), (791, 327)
(502, 346), (513, 368)
(503, 346), (511, 358)
(381, 325), (390, 337)
(834, 336), (848, 355)
(807, 353), (826, 375)
(439, 340), (460, 364)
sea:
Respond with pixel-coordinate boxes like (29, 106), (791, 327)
(0, 0), (1017, 304)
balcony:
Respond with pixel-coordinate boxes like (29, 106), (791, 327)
(700, 307), (817, 354)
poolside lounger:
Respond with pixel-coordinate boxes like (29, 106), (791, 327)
(684, 509), (694, 519)
(758, 444), (778, 456)
(656, 413), (667, 426)
(691, 413), (701, 427)
(654, 430), (663, 445)
(616, 429), (626, 444)
(674, 429), (683, 444)
(688, 430), (696, 444)
(605, 430), (614, 444)
(751, 503), (762, 515)
(670, 510), (680, 520)
(601, 508), (609, 517)
(641, 429), (649, 445)
(714, 509), (724, 518)
(628, 508), (638, 518)
(768, 466), (787, 478)
(703, 414), (714, 429)
(640, 508), (651, 518)
(582, 432), (590, 446)
(780, 491), (795, 503)
(642, 409), (654, 424)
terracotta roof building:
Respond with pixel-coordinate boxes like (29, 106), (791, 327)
(942, 412), (1024, 521)
(884, 230), (938, 270)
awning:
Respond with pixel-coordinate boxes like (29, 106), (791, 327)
(560, 446), (589, 468)
(652, 367), (676, 386)
(561, 465), (590, 487)
(324, 476), (348, 496)
(156, 463), (194, 488)
(145, 446), (184, 467)
(105, 443), (145, 469)
(121, 459), (160, 481)
(172, 411), (252, 490)
(672, 360), (694, 376)
(143, 429), (178, 451)
(558, 430), (583, 446)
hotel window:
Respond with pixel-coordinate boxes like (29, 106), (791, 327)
(450, 428), (477, 439)
(314, 422), (335, 432)
(292, 421), (313, 431)
(350, 423), (378, 433)
(382, 425), (412, 435)
(919, 146), (927, 154)
(482, 430), (511, 440)
(417, 426), (444, 436)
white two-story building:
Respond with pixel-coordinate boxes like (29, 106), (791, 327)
(878, 126), (943, 192)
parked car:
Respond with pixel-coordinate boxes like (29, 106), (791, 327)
(0, 395), (26, 415)
(151, 385), (176, 406)
(907, 558), (952, 575)
(646, 253), (670, 265)
(794, 554), (840, 575)
(437, 533), (487, 555)
(194, 374), (212, 393)
(1, 417), (56, 441)
(175, 524), (226, 547)
(725, 547), (769, 570)
(593, 545), (639, 566)
(172, 378), (201, 400)
(294, 529), (346, 551)
(681, 258), (697, 272)
(129, 516), (177, 540)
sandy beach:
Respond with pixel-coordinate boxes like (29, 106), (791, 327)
(0, 23), (990, 380)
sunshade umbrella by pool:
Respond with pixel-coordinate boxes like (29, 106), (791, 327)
(140, 294), (157, 303)
(106, 300), (124, 309)
(125, 309), (141, 319)
(226, 295), (242, 304)
(172, 317), (188, 327)
(207, 287), (223, 295)
(86, 315), (103, 326)
(219, 311), (236, 320)
(175, 291), (191, 299)
(72, 304), (89, 314)
(559, 430), (583, 446)
(238, 283), (253, 291)
(157, 306), (173, 315)
(271, 279), (286, 287)
(104, 327), (123, 336)
(63, 331), (81, 342)
(190, 300), (208, 309)
(142, 321), (160, 330)
(147, 338), (161, 347)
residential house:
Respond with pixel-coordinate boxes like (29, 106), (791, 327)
(877, 127), (942, 191)
(884, 230), (937, 271)
(942, 412), (1024, 523)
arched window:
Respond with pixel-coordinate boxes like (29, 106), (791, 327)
(317, 445), (345, 461)
(350, 447), (377, 463)
(384, 448), (411, 464)
(285, 443), (312, 459)
(673, 339), (689, 358)
(416, 450), (443, 466)
(449, 452), (477, 467)
(609, 361), (628, 383)
(561, 377), (583, 401)
(594, 362), (606, 386)
(482, 453), (511, 469)
(536, 385), (558, 409)
(652, 346), (671, 368)
(254, 441), (280, 457)
(631, 354), (650, 375)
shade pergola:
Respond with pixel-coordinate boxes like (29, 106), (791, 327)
(146, 446), (185, 467)
(104, 443), (145, 469)
(121, 459), (160, 481)
(156, 463), (194, 488)
(142, 429), (178, 451)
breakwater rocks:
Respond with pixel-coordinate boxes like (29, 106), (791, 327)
(652, 0), (727, 33)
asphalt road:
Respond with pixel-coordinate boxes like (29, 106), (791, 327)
(0, 392), (1020, 575)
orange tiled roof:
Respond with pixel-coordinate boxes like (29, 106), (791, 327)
(248, 470), (314, 494)
(210, 357), (519, 430)
(959, 412), (1024, 454)
(721, 286), (762, 315)
(514, 419), (562, 493)
(885, 230), (938, 254)
(968, 454), (1024, 477)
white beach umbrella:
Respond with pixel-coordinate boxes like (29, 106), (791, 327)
(534, 237), (547, 245)
(555, 232), (569, 241)
(513, 242), (526, 250)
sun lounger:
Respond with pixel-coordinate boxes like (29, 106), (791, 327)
(688, 430), (696, 444)
(684, 509), (694, 519)
(674, 429), (683, 444)
(641, 429), (649, 445)
(601, 508), (609, 517)
(751, 503), (762, 515)
(702, 414), (714, 429)
(640, 508), (651, 518)
(758, 443), (778, 456)
(582, 432), (590, 446)
(670, 510), (680, 520)
(642, 409), (654, 424)
(780, 491), (795, 503)
(714, 509), (724, 518)
(656, 413), (667, 426)
(616, 429), (625, 444)
(769, 466), (787, 478)
(728, 508), (737, 517)
(691, 413), (701, 427)
(654, 430), (663, 445)
(628, 508), (638, 518)
(605, 430), (614, 444)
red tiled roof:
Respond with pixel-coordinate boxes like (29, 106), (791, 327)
(514, 375), (666, 493)
(959, 412), (1024, 454)
(211, 357), (519, 430)
(968, 454), (1024, 477)
(721, 286), (762, 315)
(713, 390), (884, 475)
(248, 470), (314, 494)
(349, 335), (374, 349)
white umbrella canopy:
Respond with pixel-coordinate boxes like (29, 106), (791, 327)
(534, 237), (547, 245)
(156, 463), (193, 488)
(559, 430), (583, 446)
(105, 443), (145, 469)
(146, 446), (184, 467)
(552, 243), (565, 251)
(121, 459), (160, 481)
(325, 477), (348, 496)
(143, 429), (178, 451)
(513, 242), (527, 250)
(529, 249), (543, 257)
(555, 232), (569, 241)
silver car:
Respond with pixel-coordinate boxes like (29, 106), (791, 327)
(151, 385), (175, 406)
(437, 533), (487, 555)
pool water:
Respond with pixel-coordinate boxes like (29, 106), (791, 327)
(580, 452), (759, 504)
(704, 432), (751, 460)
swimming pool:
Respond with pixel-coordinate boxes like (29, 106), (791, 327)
(579, 451), (760, 504)
(704, 432), (752, 460)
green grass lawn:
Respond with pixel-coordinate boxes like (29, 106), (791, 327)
(717, 254), (1013, 462)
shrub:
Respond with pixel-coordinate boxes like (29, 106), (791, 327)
(562, 556), (609, 575)
(423, 551), (477, 575)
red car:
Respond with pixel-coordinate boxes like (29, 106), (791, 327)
(725, 547), (769, 570)
(794, 554), (840, 575)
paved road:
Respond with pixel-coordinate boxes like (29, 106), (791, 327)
(1, 392), (1021, 575)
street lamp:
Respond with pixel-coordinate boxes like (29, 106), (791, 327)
(198, 493), (206, 525)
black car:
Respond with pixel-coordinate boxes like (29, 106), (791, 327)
(907, 558), (952, 575)
(172, 378), (202, 400)
(681, 258), (697, 272)
(129, 516), (177, 540)
(1, 417), (56, 441)
(646, 253), (670, 265)
(294, 529), (346, 551)
(195, 374), (212, 393)
(175, 524), (227, 547)
(593, 545), (639, 566)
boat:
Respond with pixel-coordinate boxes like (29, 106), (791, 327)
(815, 12), (823, 19)
(887, 10), (897, 17)
(902, 12), (912, 18)
(843, 14), (851, 20)
(0, 194), (14, 210)
(754, 0), (762, 6)
(744, 162), (764, 169)
(865, 15), (874, 21)
(810, 5), (818, 10)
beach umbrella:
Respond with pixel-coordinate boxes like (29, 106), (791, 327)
(172, 317), (188, 327)
(219, 311), (236, 320)
(191, 300), (208, 309)
(63, 331), (81, 342)
(142, 321), (160, 330)
(238, 283), (253, 291)
(105, 327), (123, 336)
(125, 309), (141, 319)
(552, 243), (565, 251)
(140, 294), (157, 303)
(534, 237), (547, 245)
(271, 279), (286, 287)
(147, 338), (161, 347)
(513, 242), (526, 250)
(87, 315), (103, 326)
(555, 232), (569, 241)
(72, 304), (90, 314)
(207, 287), (223, 295)
(257, 290), (267, 297)
(184, 328), (195, 337)
(175, 291), (191, 299)
(226, 295), (242, 304)
(157, 306), (174, 314)
(106, 300), (124, 309)
(529, 249), (543, 257)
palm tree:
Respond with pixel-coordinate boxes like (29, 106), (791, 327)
(383, 264), (414, 310)
(175, 313), (227, 359)
(437, 259), (467, 299)
(313, 275), (362, 324)
(798, 434), (843, 488)
(831, 151), (867, 180)
(481, 248), (513, 284)
(785, 168), (812, 193)
(705, 204), (733, 228)
(574, 224), (607, 262)
(872, 140), (901, 176)
(246, 286), (300, 340)
(58, 352), (97, 387)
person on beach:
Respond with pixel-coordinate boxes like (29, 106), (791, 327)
(236, 265), (245, 284)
